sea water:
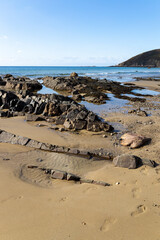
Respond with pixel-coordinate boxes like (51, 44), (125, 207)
(0, 66), (160, 82)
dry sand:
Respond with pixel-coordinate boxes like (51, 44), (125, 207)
(0, 81), (160, 240)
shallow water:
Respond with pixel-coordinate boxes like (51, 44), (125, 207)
(132, 88), (160, 96)
(38, 85), (58, 95)
(81, 93), (130, 115)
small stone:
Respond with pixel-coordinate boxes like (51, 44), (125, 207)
(3, 158), (10, 161)
(28, 165), (38, 169)
(36, 158), (43, 162)
(115, 182), (120, 185)
(59, 127), (65, 132)
(82, 222), (87, 226)
(93, 180), (110, 186)
(103, 135), (107, 138)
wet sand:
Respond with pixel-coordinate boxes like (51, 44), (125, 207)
(1, 80), (160, 240)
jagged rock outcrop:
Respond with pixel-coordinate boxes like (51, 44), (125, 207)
(0, 74), (42, 93)
(0, 89), (113, 132)
(117, 49), (160, 68)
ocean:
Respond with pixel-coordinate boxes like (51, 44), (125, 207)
(0, 66), (160, 82)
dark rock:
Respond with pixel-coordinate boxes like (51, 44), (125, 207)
(14, 100), (26, 112)
(66, 109), (79, 120)
(76, 110), (88, 120)
(141, 158), (156, 167)
(92, 180), (110, 186)
(67, 173), (80, 181)
(0, 110), (10, 117)
(73, 120), (86, 130)
(28, 165), (38, 169)
(113, 154), (137, 169)
(3, 158), (10, 161)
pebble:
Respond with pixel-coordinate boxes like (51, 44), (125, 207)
(3, 158), (10, 161)
(115, 182), (120, 185)
(103, 134), (107, 138)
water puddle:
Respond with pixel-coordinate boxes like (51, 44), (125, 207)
(81, 93), (130, 115)
(132, 88), (160, 96)
(38, 86), (58, 95)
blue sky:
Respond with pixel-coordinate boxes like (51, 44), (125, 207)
(0, 0), (159, 66)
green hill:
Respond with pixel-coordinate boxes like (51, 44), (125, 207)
(117, 49), (160, 68)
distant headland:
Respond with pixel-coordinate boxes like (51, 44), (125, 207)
(116, 49), (160, 68)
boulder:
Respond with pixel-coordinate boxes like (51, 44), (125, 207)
(120, 133), (150, 148)
(70, 72), (78, 78)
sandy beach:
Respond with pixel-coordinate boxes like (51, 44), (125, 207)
(0, 77), (160, 240)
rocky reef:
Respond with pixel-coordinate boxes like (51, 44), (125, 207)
(43, 73), (142, 104)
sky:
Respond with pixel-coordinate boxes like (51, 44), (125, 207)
(0, 0), (159, 66)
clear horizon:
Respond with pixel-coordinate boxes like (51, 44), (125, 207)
(0, 0), (159, 66)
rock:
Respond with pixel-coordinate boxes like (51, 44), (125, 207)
(63, 119), (74, 129)
(1, 75), (42, 92)
(67, 173), (80, 181)
(72, 94), (82, 101)
(128, 108), (148, 117)
(0, 129), (113, 159)
(92, 180), (110, 186)
(120, 133), (150, 148)
(0, 131), (15, 143)
(103, 135), (107, 138)
(76, 110), (88, 120)
(10, 136), (30, 145)
(59, 127), (65, 132)
(27, 165), (38, 169)
(141, 158), (156, 167)
(66, 109), (79, 120)
(113, 154), (138, 169)
(26, 139), (42, 149)
(70, 72), (78, 78)
(25, 114), (45, 122)
(80, 179), (93, 184)
(73, 120), (86, 130)
(51, 170), (67, 180)
(0, 110), (10, 117)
